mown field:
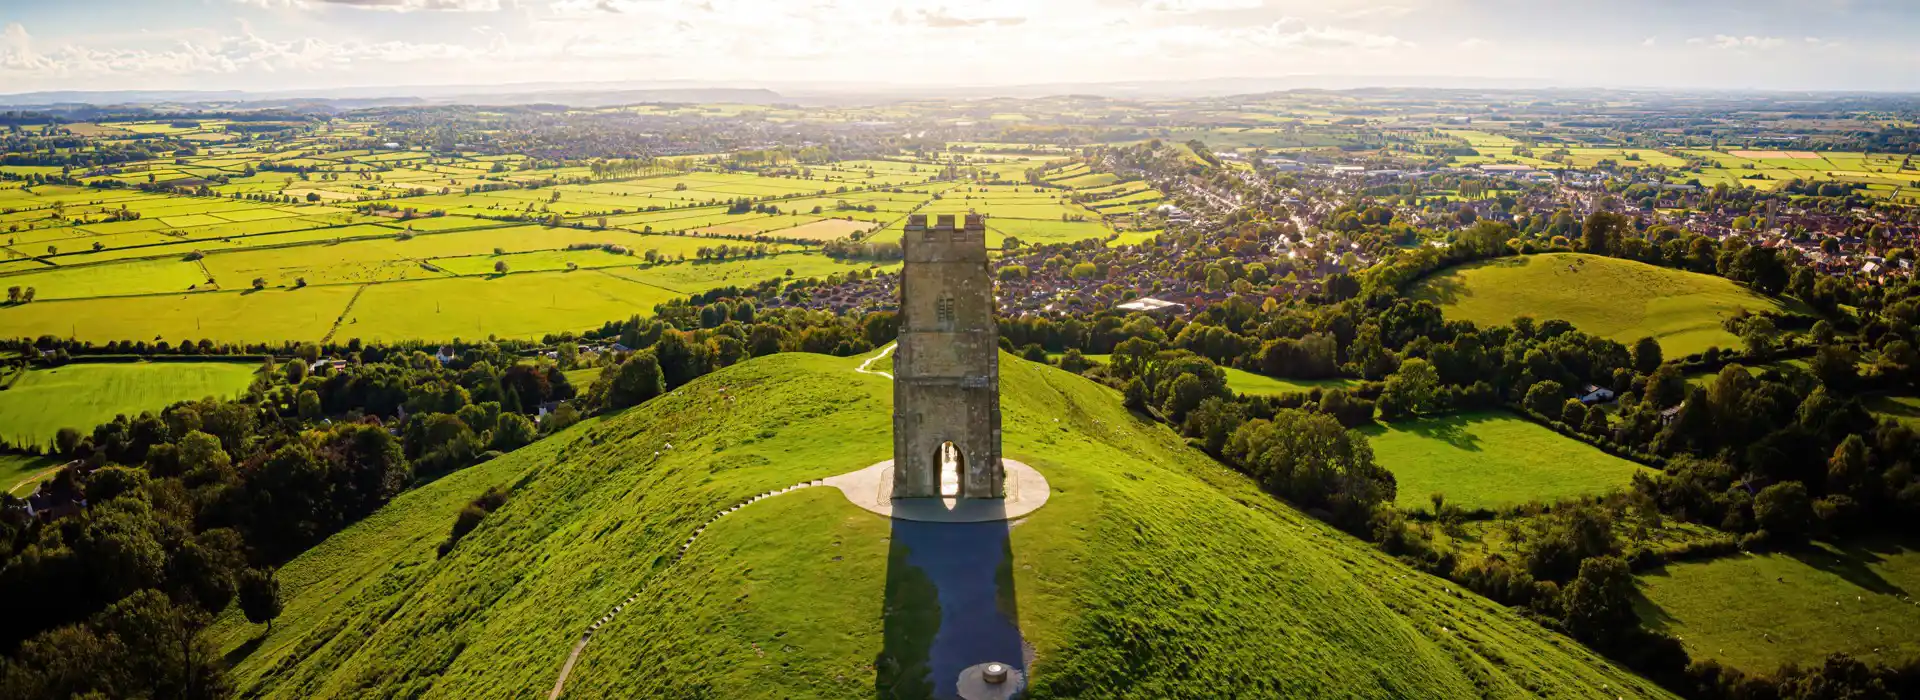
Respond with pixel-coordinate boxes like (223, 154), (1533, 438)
(205, 352), (1669, 699)
(1637, 539), (1920, 674)
(0, 361), (258, 447)
(1361, 411), (1653, 512)
(1415, 253), (1796, 357)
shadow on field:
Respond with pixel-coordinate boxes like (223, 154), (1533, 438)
(1868, 395), (1920, 422)
(1629, 579), (1683, 635)
(1787, 541), (1912, 598)
(1400, 413), (1484, 451)
(223, 634), (266, 667)
(875, 501), (1024, 700)
(1415, 273), (1473, 305)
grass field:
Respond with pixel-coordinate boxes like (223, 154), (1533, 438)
(0, 134), (1154, 345)
(0, 453), (62, 496)
(1637, 539), (1920, 674)
(0, 286), (360, 344)
(1361, 411), (1654, 512)
(0, 254), (883, 344)
(1221, 367), (1359, 396)
(0, 362), (258, 447)
(1415, 253), (1796, 357)
(1868, 395), (1920, 429)
(205, 352), (1669, 699)
(337, 272), (685, 342)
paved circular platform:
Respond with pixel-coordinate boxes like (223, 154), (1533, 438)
(956, 661), (1026, 700)
(823, 459), (1049, 522)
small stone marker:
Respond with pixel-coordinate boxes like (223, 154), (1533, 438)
(955, 661), (1023, 700)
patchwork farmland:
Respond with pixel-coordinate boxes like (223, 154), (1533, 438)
(1, 128), (1164, 343)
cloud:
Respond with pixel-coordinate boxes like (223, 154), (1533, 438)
(1641, 37), (1657, 47)
(0, 22), (483, 83)
(1337, 5), (1415, 20)
(1142, 0), (1267, 12)
(1243, 20), (1410, 50)
(893, 7), (1027, 28)
(1687, 34), (1786, 50)
(1457, 37), (1488, 49)
(232, 0), (507, 11)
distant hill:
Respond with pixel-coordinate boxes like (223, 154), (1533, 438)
(0, 86), (787, 111)
(0, 76), (1621, 110)
(205, 351), (1672, 698)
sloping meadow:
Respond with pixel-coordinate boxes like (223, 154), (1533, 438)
(210, 352), (1672, 699)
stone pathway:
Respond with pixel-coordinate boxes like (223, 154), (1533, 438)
(546, 478), (830, 699)
(856, 342), (896, 379)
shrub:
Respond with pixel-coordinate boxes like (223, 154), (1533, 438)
(439, 486), (511, 556)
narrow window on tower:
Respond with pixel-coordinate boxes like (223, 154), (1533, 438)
(935, 296), (955, 324)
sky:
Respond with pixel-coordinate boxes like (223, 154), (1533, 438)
(2, 0), (1918, 95)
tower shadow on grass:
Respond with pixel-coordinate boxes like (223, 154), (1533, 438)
(876, 499), (1024, 700)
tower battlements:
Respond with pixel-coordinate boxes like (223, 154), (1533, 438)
(904, 214), (988, 262)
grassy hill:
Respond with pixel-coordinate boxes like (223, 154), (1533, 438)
(1414, 253), (1795, 357)
(206, 351), (1673, 699)
(1362, 411), (1656, 512)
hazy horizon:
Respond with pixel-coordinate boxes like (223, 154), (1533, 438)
(5, 0), (1919, 96)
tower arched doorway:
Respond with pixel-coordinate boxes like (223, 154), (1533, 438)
(937, 441), (965, 498)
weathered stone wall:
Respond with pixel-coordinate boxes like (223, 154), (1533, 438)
(893, 213), (1004, 498)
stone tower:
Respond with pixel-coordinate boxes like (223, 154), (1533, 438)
(893, 213), (1003, 499)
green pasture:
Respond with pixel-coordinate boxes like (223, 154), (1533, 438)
(1107, 229), (1162, 247)
(604, 253), (891, 294)
(0, 258), (210, 300)
(1868, 395), (1920, 429)
(0, 286), (358, 343)
(0, 361), (258, 447)
(1361, 411), (1653, 512)
(1414, 253), (1796, 357)
(1637, 540), (1920, 674)
(1221, 367), (1359, 396)
(337, 273), (683, 343)
(0, 453), (63, 496)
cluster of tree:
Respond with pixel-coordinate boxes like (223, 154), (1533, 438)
(692, 243), (773, 261)
(722, 197), (784, 216)
(575, 304), (900, 413)
(1039, 336), (1398, 531)
(0, 337), (608, 693)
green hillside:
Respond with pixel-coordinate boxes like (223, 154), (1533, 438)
(1414, 253), (1795, 357)
(207, 351), (1672, 699)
